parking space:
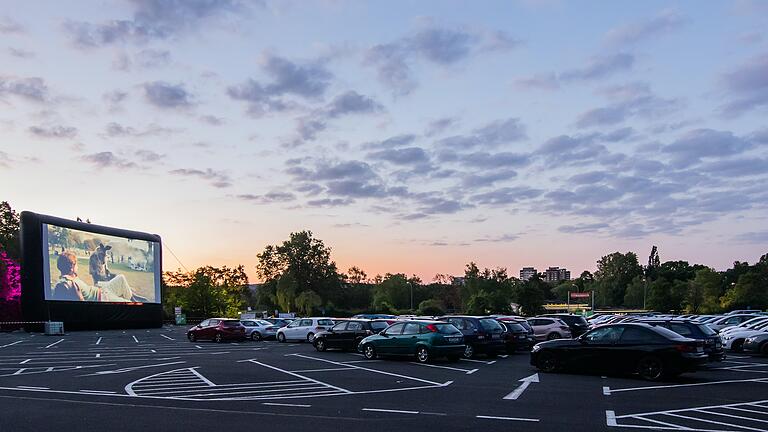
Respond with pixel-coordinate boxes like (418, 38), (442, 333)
(0, 328), (767, 431)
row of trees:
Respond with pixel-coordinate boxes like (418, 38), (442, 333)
(0, 200), (766, 319)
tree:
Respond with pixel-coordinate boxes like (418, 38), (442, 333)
(295, 290), (322, 316)
(256, 231), (342, 312)
(623, 275), (645, 308)
(162, 265), (249, 318)
(0, 202), (20, 261)
(418, 299), (445, 316)
(372, 273), (411, 311)
(514, 276), (545, 316)
(344, 266), (368, 284)
(594, 252), (643, 307)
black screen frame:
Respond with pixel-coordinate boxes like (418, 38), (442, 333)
(21, 211), (163, 330)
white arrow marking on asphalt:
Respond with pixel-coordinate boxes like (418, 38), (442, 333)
(80, 361), (186, 376)
(503, 373), (539, 400)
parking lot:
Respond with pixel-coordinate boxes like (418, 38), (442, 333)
(0, 327), (767, 432)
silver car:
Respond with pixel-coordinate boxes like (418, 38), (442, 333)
(240, 319), (278, 341)
(527, 317), (573, 341)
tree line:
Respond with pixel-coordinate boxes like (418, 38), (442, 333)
(0, 201), (766, 320)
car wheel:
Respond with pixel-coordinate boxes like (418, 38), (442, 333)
(306, 332), (315, 343)
(731, 339), (744, 353)
(547, 332), (561, 341)
(537, 351), (558, 373)
(187, 333), (196, 342)
(463, 344), (475, 359)
(315, 338), (327, 352)
(251, 332), (262, 342)
(363, 344), (377, 360)
(277, 333), (286, 343)
(416, 346), (430, 363)
(214, 333), (223, 343)
(637, 356), (665, 381)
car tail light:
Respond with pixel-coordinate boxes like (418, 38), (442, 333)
(425, 324), (438, 333)
(675, 344), (697, 353)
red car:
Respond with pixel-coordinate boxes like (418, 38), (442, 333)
(187, 318), (246, 343)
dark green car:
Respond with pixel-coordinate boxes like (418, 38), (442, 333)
(358, 320), (465, 363)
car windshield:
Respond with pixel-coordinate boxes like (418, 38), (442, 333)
(318, 319), (334, 326)
(257, 320), (272, 326)
(504, 322), (525, 332)
(696, 324), (717, 336)
(480, 318), (503, 332)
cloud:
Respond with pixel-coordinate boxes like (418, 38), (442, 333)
(368, 147), (430, 166)
(169, 167), (231, 188)
(236, 191), (296, 204)
(474, 233), (519, 242)
(28, 125), (78, 139)
(114, 49), (171, 70)
(103, 90), (129, 111)
(560, 53), (634, 81)
(424, 117), (458, 137)
(409, 193), (466, 215)
(471, 186), (544, 205)
(287, 159), (405, 201)
(436, 117), (527, 149)
(8, 48), (34, 59)
(558, 223), (610, 234)
(514, 72), (560, 90)
(200, 115), (224, 126)
(461, 169), (518, 187)
(363, 134), (418, 149)
(104, 122), (177, 138)
(227, 53), (333, 115)
(719, 53), (768, 117)
(605, 9), (686, 46)
(365, 26), (519, 95)
(0, 77), (50, 102)
(64, 0), (248, 47)
(733, 231), (768, 244)
(662, 129), (752, 166)
(0, 16), (23, 34)
(698, 157), (768, 178)
(142, 81), (194, 109)
(82, 152), (137, 169)
(135, 149), (165, 162)
(325, 91), (383, 118)
(575, 82), (681, 128)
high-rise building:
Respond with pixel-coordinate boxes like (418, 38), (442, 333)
(519, 267), (537, 281)
(545, 267), (571, 283)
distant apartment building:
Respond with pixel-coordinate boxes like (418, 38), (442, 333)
(519, 267), (537, 281)
(545, 267), (571, 283)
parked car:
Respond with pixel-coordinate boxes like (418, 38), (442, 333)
(540, 314), (590, 337)
(265, 318), (294, 328)
(497, 316), (535, 337)
(530, 323), (708, 381)
(437, 315), (506, 358)
(358, 321), (465, 363)
(276, 317), (335, 342)
(313, 319), (390, 352)
(725, 310), (764, 316)
(187, 318), (246, 343)
(640, 319), (725, 361)
(721, 320), (768, 352)
(497, 320), (535, 353)
(719, 317), (768, 335)
(707, 314), (762, 332)
(351, 314), (397, 320)
(743, 333), (768, 356)
(240, 319), (278, 341)
(527, 317), (573, 341)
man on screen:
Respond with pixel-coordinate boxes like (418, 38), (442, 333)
(54, 251), (149, 302)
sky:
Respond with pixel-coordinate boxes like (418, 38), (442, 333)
(1, 0), (767, 283)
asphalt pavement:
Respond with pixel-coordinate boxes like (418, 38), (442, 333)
(0, 327), (766, 432)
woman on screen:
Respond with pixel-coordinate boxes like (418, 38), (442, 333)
(54, 251), (149, 302)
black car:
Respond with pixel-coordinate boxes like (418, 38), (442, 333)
(497, 320), (535, 353)
(541, 314), (590, 337)
(743, 333), (768, 356)
(313, 319), (390, 352)
(640, 319), (725, 361)
(530, 323), (708, 381)
(438, 315), (506, 358)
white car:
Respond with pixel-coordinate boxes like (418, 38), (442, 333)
(721, 321), (768, 351)
(719, 317), (768, 336)
(276, 317), (335, 342)
(707, 314), (762, 332)
(527, 317), (572, 341)
(240, 319), (278, 341)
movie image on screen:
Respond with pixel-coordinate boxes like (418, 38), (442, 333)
(42, 224), (161, 303)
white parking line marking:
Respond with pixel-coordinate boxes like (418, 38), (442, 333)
(664, 412), (766, 431)
(609, 399), (768, 431)
(95, 337), (102, 345)
(189, 368), (216, 386)
(362, 408), (419, 414)
(410, 362), (474, 373)
(19, 359), (31, 365)
(195, 345), (202, 349)
(289, 354), (449, 387)
(459, 358), (496, 365)
(44, 339), (64, 349)
(17, 386), (49, 390)
(133, 336), (139, 343)
(502, 373), (539, 400)
(79, 390), (117, 394)
(262, 402), (311, 408)
(96, 354), (101, 358)
(476, 415), (539, 422)
(0, 341), (22, 348)
(246, 359), (352, 394)
(151, 350), (157, 353)
(603, 386), (611, 396)
(607, 377), (768, 393)
(81, 361), (186, 376)
(160, 335), (174, 341)
(466, 369), (479, 375)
